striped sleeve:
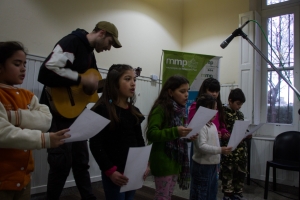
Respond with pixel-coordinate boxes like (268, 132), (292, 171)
(0, 102), (46, 150)
(45, 45), (78, 81)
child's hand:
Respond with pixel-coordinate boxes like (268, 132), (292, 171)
(143, 163), (151, 181)
(221, 146), (232, 155)
(189, 134), (198, 141)
(110, 171), (129, 186)
(177, 126), (192, 137)
(49, 129), (70, 148)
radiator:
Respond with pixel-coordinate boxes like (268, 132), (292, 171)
(250, 136), (299, 187)
(220, 84), (239, 105)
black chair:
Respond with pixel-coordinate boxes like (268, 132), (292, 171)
(264, 131), (300, 199)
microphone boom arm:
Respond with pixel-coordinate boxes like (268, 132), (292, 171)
(238, 30), (300, 97)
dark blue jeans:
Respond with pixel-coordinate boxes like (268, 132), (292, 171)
(101, 172), (136, 200)
(190, 160), (218, 200)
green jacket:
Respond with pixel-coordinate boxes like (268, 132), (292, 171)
(147, 106), (181, 176)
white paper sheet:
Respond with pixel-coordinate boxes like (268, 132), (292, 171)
(245, 123), (265, 137)
(185, 106), (218, 138)
(120, 144), (153, 193)
(227, 120), (250, 151)
(64, 108), (110, 143)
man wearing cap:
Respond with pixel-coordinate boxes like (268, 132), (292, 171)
(38, 21), (121, 200)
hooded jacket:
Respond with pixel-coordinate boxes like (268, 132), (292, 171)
(38, 28), (98, 88)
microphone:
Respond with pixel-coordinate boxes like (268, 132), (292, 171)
(220, 20), (250, 49)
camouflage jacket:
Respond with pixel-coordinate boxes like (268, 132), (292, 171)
(221, 105), (247, 164)
(223, 105), (244, 133)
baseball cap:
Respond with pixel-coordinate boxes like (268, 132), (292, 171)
(96, 21), (122, 48)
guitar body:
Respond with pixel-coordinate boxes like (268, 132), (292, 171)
(46, 68), (102, 119)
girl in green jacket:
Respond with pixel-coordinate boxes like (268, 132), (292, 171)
(147, 75), (196, 199)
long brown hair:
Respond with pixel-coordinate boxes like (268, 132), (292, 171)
(147, 75), (189, 129)
(92, 64), (143, 129)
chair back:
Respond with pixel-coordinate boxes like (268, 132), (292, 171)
(273, 131), (300, 163)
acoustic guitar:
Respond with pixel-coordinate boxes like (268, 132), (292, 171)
(46, 68), (103, 119)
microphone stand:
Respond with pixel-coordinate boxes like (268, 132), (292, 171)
(234, 28), (300, 97)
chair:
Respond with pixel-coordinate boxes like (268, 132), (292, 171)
(264, 131), (300, 199)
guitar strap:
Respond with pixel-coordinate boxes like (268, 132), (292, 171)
(66, 87), (75, 106)
(45, 87), (53, 102)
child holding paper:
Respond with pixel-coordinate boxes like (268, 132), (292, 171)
(188, 77), (228, 138)
(89, 64), (149, 200)
(147, 75), (197, 199)
(0, 41), (70, 200)
(190, 94), (232, 200)
(188, 78), (230, 174)
(221, 88), (248, 200)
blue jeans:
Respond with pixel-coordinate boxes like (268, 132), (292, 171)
(101, 172), (136, 200)
(190, 160), (218, 200)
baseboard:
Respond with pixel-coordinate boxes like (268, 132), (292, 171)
(258, 175), (299, 187)
(31, 175), (102, 195)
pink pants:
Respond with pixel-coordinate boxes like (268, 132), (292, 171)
(154, 175), (178, 200)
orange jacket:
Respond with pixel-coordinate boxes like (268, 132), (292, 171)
(0, 85), (34, 190)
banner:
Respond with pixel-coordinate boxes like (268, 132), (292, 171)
(162, 50), (221, 112)
(162, 50), (221, 90)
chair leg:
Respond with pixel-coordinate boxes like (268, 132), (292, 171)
(264, 163), (270, 199)
(273, 167), (277, 191)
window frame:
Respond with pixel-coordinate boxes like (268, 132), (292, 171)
(262, 0), (300, 10)
(260, 3), (300, 129)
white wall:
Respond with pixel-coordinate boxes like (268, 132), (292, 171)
(182, 0), (249, 85)
(0, 0), (249, 84)
(0, 0), (183, 77)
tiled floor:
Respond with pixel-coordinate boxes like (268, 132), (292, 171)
(144, 176), (298, 200)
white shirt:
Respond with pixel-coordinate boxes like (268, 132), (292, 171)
(192, 123), (222, 164)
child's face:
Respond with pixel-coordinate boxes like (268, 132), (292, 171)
(118, 69), (136, 100)
(229, 100), (243, 111)
(0, 50), (26, 85)
(206, 89), (219, 99)
(169, 83), (189, 106)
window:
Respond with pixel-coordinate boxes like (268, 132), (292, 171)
(264, 0), (300, 7)
(267, 0), (289, 5)
(267, 13), (294, 123)
(262, 1), (299, 124)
